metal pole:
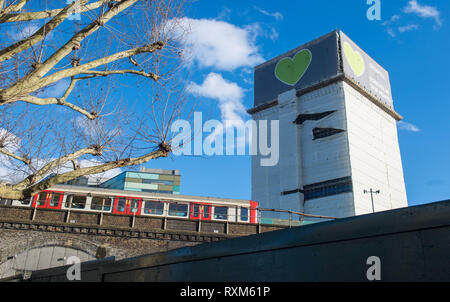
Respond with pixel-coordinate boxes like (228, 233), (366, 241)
(364, 189), (380, 213)
(99, 197), (105, 225)
(131, 200), (136, 228)
(66, 195), (73, 223)
(198, 206), (202, 233)
(258, 209), (261, 233)
(163, 204), (167, 230)
(289, 211), (292, 228)
(370, 189), (375, 213)
(32, 195), (38, 221)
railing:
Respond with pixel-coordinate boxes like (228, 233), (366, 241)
(257, 208), (337, 226)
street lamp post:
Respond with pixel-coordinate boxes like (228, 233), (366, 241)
(364, 189), (380, 213)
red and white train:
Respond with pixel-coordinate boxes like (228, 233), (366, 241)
(10, 184), (259, 224)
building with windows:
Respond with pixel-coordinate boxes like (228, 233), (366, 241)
(250, 30), (408, 218)
(99, 167), (181, 194)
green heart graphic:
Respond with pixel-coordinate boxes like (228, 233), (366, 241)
(275, 49), (312, 86)
(343, 42), (365, 77)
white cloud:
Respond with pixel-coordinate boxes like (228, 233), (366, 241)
(387, 28), (396, 37)
(403, 0), (442, 26)
(188, 73), (250, 148)
(244, 22), (279, 42)
(216, 6), (232, 20)
(398, 121), (420, 132)
(382, 14), (401, 26)
(0, 129), (20, 153)
(188, 72), (246, 122)
(398, 24), (420, 33)
(254, 6), (284, 21)
(170, 17), (264, 71)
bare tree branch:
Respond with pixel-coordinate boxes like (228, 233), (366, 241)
(0, 0), (108, 23)
(0, 0), (30, 18)
(1, 42), (163, 106)
(0, 0), (191, 200)
(0, 144), (170, 199)
(0, 1), (81, 62)
(0, 147), (31, 165)
(20, 94), (98, 119)
(15, 145), (105, 188)
(31, 0), (139, 79)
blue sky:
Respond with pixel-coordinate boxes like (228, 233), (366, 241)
(2, 1), (447, 207)
(138, 0), (450, 207)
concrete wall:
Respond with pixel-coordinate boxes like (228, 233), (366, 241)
(27, 200), (450, 282)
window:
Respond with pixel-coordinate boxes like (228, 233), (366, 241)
(203, 205), (210, 219)
(142, 179), (173, 185)
(66, 195), (87, 209)
(49, 193), (62, 207)
(91, 196), (112, 211)
(312, 127), (345, 140)
(191, 204), (200, 218)
(36, 192), (47, 206)
(19, 198), (30, 205)
(0, 199), (12, 206)
(143, 200), (164, 215)
(142, 189), (173, 194)
(294, 111), (335, 125)
(129, 199), (140, 213)
(214, 206), (228, 220)
(240, 207), (248, 221)
(168, 203), (188, 217)
(116, 198), (126, 212)
(303, 177), (353, 201)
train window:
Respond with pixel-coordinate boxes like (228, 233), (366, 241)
(191, 204), (200, 218)
(203, 205), (210, 219)
(0, 199), (11, 206)
(214, 206), (228, 220)
(20, 198), (30, 205)
(129, 199), (140, 213)
(116, 198), (126, 212)
(66, 195), (86, 209)
(240, 207), (249, 221)
(36, 192), (47, 206)
(49, 193), (62, 207)
(91, 196), (112, 211)
(143, 201), (164, 215)
(168, 203), (188, 217)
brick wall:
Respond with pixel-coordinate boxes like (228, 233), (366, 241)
(0, 205), (289, 267)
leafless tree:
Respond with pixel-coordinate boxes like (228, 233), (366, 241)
(0, 0), (191, 200)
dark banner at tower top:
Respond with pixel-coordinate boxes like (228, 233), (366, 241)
(339, 31), (393, 110)
(253, 30), (394, 111)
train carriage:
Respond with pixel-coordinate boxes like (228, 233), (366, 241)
(11, 185), (259, 224)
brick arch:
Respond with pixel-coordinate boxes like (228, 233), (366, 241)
(0, 235), (102, 265)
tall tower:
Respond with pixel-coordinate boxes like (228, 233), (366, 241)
(249, 30), (408, 218)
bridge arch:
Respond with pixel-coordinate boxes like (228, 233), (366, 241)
(0, 236), (103, 279)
